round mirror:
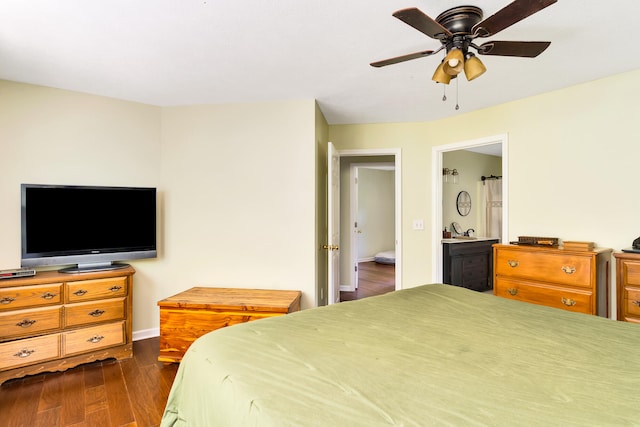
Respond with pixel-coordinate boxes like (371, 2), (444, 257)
(456, 191), (471, 216)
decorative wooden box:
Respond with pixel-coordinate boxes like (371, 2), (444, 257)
(157, 287), (301, 363)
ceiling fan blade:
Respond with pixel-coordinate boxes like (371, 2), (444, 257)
(477, 41), (551, 57)
(370, 50), (435, 68)
(472, 0), (557, 38)
(393, 8), (452, 40)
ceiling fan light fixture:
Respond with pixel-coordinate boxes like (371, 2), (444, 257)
(442, 48), (464, 76)
(463, 54), (486, 81)
(432, 61), (452, 84)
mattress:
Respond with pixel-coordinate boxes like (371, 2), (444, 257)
(161, 284), (640, 426)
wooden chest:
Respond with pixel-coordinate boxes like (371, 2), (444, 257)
(614, 251), (640, 324)
(157, 287), (302, 363)
(493, 244), (611, 316)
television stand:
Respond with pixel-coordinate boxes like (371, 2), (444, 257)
(59, 262), (130, 274)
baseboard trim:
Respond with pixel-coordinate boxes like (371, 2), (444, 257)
(133, 327), (159, 341)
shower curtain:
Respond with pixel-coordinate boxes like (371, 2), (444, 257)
(484, 178), (502, 240)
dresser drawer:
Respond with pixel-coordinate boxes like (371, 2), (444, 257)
(66, 277), (127, 302)
(0, 306), (62, 340)
(495, 249), (593, 288)
(0, 284), (63, 311)
(63, 321), (125, 356)
(622, 261), (640, 287)
(64, 297), (126, 327)
(0, 334), (61, 370)
(623, 287), (640, 317)
(495, 278), (593, 314)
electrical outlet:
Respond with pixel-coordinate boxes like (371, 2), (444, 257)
(412, 219), (424, 230)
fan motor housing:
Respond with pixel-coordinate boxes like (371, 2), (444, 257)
(436, 6), (483, 35)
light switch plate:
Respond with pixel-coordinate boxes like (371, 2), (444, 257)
(412, 219), (424, 230)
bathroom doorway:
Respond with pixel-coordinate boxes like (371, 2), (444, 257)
(431, 134), (509, 282)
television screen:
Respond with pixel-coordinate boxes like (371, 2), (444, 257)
(21, 184), (157, 273)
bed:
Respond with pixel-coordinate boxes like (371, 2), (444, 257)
(161, 284), (640, 426)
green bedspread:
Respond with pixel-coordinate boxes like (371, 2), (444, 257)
(161, 284), (640, 426)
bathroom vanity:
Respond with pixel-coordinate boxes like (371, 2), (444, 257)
(442, 238), (499, 292)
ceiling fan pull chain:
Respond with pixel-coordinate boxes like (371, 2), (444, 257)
(455, 77), (460, 110)
(442, 84), (447, 102)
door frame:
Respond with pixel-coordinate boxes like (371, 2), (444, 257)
(431, 134), (509, 282)
(338, 148), (402, 293)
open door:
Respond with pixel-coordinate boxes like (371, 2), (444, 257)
(326, 142), (340, 304)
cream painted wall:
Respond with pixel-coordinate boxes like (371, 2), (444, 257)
(1, 80), (319, 334)
(329, 69), (640, 301)
(158, 100), (318, 319)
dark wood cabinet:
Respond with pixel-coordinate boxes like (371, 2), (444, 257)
(443, 239), (499, 292)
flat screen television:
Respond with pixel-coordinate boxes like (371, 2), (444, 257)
(21, 184), (157, 273)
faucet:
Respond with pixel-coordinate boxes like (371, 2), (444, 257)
(464, 228), (475, 237)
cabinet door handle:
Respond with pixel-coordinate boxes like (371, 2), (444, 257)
(507, 288), (518, 296)
(13, 349), (35, 358)
(87, 335), (105, 344)
(561, 297), (576, 307)
(507, 260), (519, 268)
(0, 296), (16, 305)
(41, 292), (57, 300)
(74, 289), (88, 296)
(561, 265), (576, 274)
(109, 286), (122, 292)
(16, 319), (36, 328)
(88, 309), (105, 317)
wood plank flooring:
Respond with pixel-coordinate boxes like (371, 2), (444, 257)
(0, 337), (178, 427)
(340, 261), (395, 301)
(0, 263), (394, 426)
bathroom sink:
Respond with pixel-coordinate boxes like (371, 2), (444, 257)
(452, 236), (477, 240)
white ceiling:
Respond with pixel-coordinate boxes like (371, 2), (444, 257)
(2, 0), (638, 125)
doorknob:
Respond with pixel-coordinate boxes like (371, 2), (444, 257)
(322, 245), (339, 251)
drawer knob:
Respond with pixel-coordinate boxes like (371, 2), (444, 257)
(74, 289), (88, 296)
(41, 292), (57, 300)
(109, 286), (122, 292)
(507, 288), (518, 296)
(88, 309), (106, 317)
(13, 349), (35, 358)
(16, 319), (36, 328)
(0, 296), (16, 305)
(561, 297), (576, 307)
(87, 335), (105, 344)
(507, 260), (519, 268)
(632, 300), (640, 307)
(561, 265), (576, 274)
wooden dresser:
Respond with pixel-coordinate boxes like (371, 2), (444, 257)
(158, 287), (302, 363)
(0, 266), (134, 384)
(493, 244), (611, 316)
(614, 251), (640, 324)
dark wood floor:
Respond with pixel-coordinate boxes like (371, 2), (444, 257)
(340, 261), (395, 301)
(0, 263), (394, 426)
(0, 337), (178, 427)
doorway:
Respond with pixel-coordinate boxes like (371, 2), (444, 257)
(431, 134), (509, 282)
(331, 148), (402, 302)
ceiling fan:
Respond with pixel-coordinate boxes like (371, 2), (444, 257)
(371, 0), (557, 84)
